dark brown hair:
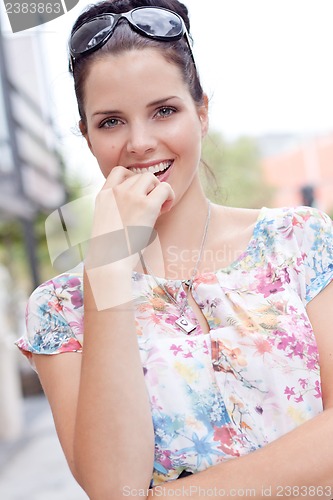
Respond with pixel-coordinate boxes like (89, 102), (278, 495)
(69, 0), (204, 128)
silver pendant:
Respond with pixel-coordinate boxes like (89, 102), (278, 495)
(175, 315), (196, 334)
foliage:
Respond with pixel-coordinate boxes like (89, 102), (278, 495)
(200, 131), (274, 208)
(0, 176), (84, 293)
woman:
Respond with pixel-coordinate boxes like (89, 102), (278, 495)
(16, 0), (333, 498)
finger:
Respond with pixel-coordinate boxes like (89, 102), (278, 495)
(147, 181), (175, 214)
(130, 172), (160, 194)
(102, 165), (135, 189)
(112, 171), (160, 195)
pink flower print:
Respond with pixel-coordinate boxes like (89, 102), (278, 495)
(68, 290), (83, 309)
(294, 395), (304, 403)
(61, 336), (82, 352)
(49, 278), (65, 289)
(278, 216), (293, 239)
(150, 314), (163, 326)
(257, 278), (285, 298)
(69, 317), (84, 337)
(291, 341), (304, 359)
(185, 339), (196, 348)
(213, 425), (240, 457)
(284, 386), (296, 400)
(211, 340), (220, 364)
(165, 314), (179, 325)
(151, 395), (163, 412)
(292, 215), (304, 227)
(67, 277), (81, 287)
(49, 300), (63, 313)
(195, 273), (218, 285)
(298, 378), (308, 390)
(281, 267), (291, 284)
(135, 319), (143, 336)
(158, 450), (173, 470)
(145, 348), (168, 386)
(255, 263), (285, 298)
(275, 331), (289, 351)
(296, 256), (304, 268)
(306, 357), (318, 370)
(307, 344), (318, 357)
(253, 337), (272, 357)
(200, 339), (210, 356)
(314, 380), (322, 399)
(170, 344), (183, 356)
(300, 211), (313, 223)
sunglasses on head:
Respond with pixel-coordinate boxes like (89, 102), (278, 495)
(69, 6), (195, 71)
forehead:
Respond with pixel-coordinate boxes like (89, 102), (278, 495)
(83, 48), (192, 109)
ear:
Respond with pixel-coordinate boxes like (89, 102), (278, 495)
(79, 120), (95, 156)
(198, 93), (209, 138)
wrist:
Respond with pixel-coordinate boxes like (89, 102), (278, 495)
(84, 255), (137, 311)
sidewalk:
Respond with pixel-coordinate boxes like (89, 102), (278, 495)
(0, 394), (87, 500)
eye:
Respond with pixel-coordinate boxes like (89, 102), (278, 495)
(99, 118), (123, 129)
(155, 106), (176, 119)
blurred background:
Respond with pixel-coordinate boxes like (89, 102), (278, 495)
(0, 0), (332, 498)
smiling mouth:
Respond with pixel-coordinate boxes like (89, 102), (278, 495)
(128, 160), (173, 177)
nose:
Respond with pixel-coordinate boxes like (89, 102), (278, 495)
(126, 122), (157, 156)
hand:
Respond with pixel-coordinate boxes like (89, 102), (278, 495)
(93, 166), (175, 235)
(85, 166), (175, 274)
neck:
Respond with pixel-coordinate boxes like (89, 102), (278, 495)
(155, 179), (209, 251)
(139, 178), (211, 280)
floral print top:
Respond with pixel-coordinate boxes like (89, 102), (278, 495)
(16, 206), (333, 486)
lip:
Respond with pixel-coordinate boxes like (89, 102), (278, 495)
(156, 160), (174, 182)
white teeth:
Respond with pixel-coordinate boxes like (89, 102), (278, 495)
(128, 161), (172, 175)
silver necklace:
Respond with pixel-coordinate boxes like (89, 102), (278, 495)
(139, 200), (211, 334)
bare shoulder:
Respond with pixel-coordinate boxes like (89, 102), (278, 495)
(211, 204), (262, 240)
(206, 204), (262, 269)
(221, 204), (261, 224)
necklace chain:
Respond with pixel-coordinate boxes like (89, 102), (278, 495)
(139, 200), (211, 333)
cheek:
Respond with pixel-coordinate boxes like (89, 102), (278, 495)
(166, 117), (202, 151)
(93, 139), (119, 166)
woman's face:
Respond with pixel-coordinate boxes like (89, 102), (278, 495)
(81, 48), (208, 203)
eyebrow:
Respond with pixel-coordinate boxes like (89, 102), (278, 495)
(92, 96), (180, 117)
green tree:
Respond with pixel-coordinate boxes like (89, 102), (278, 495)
(0, 175), (84, 293)
(200, 131), (274, 208)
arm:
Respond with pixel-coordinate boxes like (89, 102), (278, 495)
(34, 167), (175, 499)
(34, 266), (155, 499)
(148, 281), (333, 499)
(76, 264), (155, 498)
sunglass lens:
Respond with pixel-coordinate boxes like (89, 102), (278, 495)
(131, 8), (182, 37)
(71, 16), (115, 55)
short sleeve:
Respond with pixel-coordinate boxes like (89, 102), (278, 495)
(15, 272), (84, 370)
(292, 207), (333, 303)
